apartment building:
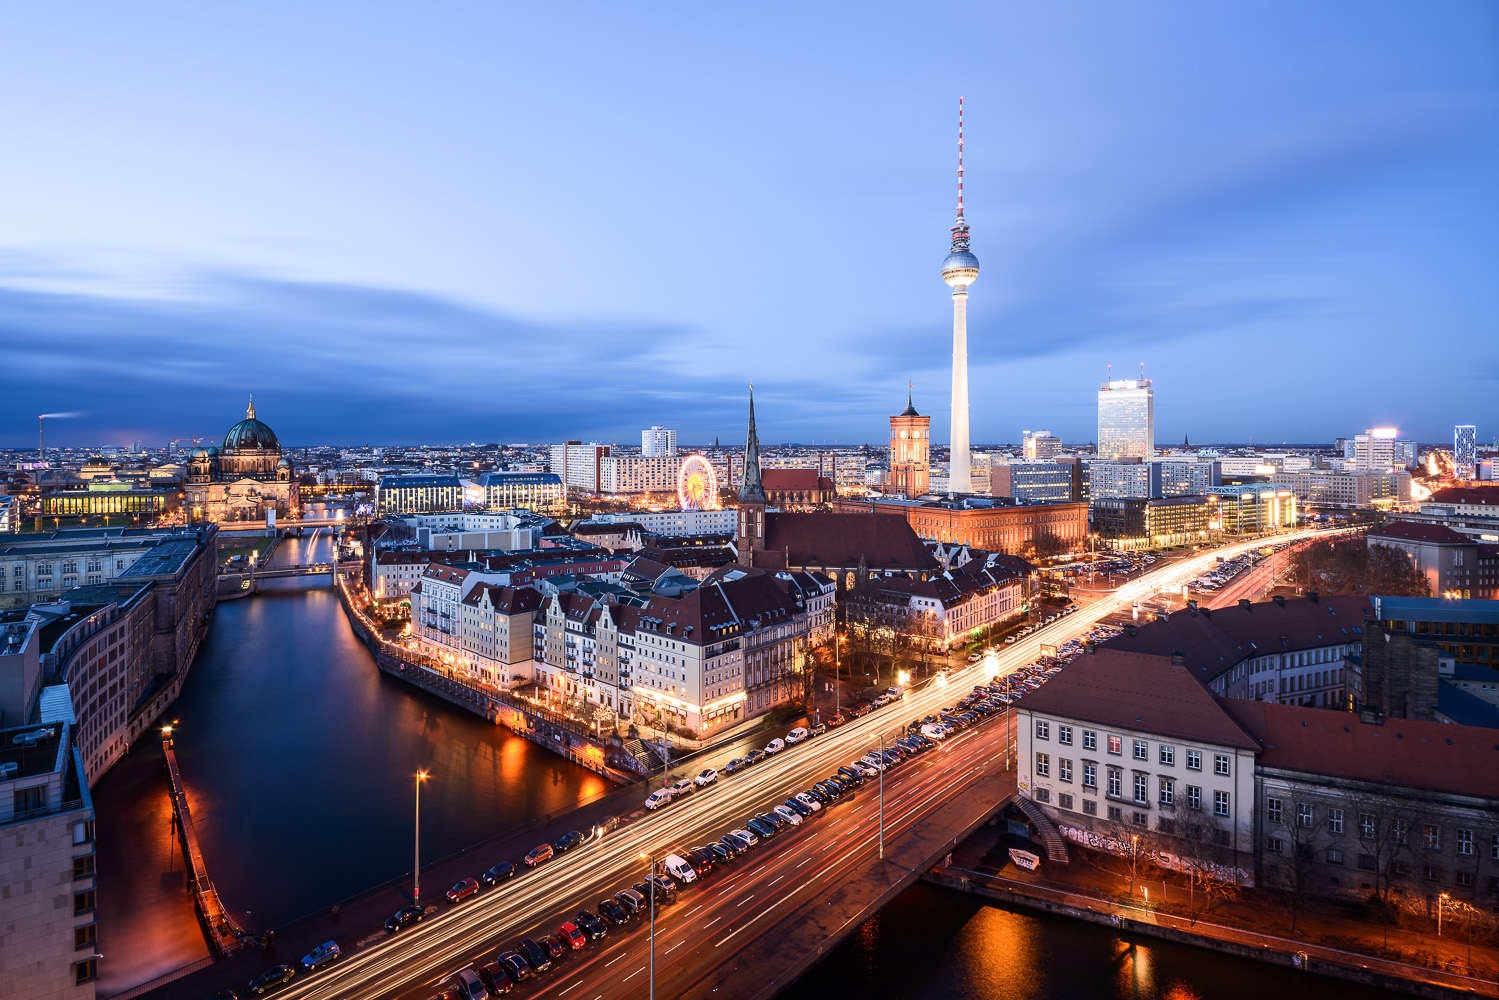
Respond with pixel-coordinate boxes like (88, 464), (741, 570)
(1271, 470), (1411, 508)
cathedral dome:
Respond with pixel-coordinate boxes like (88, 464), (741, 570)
(222, 395), (278, 452)
(190, 446), (209, 460)
(276, 456), (293, 469)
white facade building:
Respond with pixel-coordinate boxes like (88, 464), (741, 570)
(582, 509), (737, 536)
(641, 426), (678, 458)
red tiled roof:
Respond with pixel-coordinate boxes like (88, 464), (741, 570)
(1102, 595), (1371, 685)
(1215, 699), (1499, 799)
(1427, 486), (1499, 507)
(762, 469), (827, 491)
(760, 513), (938, 572)
(635, 572), (802, 644)
(1014, 649), (1260, 750)
(1369, 520), (1471, 545)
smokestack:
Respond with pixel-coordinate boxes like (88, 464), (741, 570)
(38, 415), (43, 463)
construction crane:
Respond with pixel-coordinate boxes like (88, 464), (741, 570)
(168, 436), (217, 460)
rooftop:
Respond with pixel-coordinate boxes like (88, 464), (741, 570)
(0, 721), (68, 784)
(1373, 594), (1499, 626)
(1368, 521), (1471, 545)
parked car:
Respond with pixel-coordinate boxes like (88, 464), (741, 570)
(446, 878), (480, 904)
(686, 847), (717, 874)
(496, 952), (532, 983)
(826, 713), (846, 727)
(644, 788), (675, 810)
(554, 830), (585, 853)
(480, 862), (517, 886)
(809, 723), (827, 737)
(790, 793), (819, 814)
(670, 778), (696, 797)
(755, 811), (786, 832)
(802, 786), (829, 805)
(518, 938), (552, 974)
(707, 842), (735, 865)
(665, 853), (698, 883)
(384, 904), (425, 933)
(300, 941), (341, 973)
(728, 826), (759, 847)
(524, 844), (554, 867)
(837, 765), (865, 785)
(694, 767), (718, 787)
(772, 804), (803, 827)
(719, 833), (750, 856)
(615, 888), (647, 915)
(574, 909), (608, 940)
(723, 758), (748, 775)
(477, 960), (515, 995)
(745, 749), (768, 764)
(453, 968), (487, 1000)
(652, 874), (678, 898)
(598, 897), (630, 925)
(746, 816), (777, 840)
(538, 936), (565, 961)
(558, 922), (587, 949)
(246, 966), (297, 997)
(784, 727), (809, 744)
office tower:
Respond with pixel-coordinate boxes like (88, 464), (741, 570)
(1023, 430), (1061, 461)
(1352, 428), (1415, 471)
(1455, 425), (1477, 480)
(941, 98), (978, 494)
(1097, 377), (1154, 460)
(641, 426), (677, 458)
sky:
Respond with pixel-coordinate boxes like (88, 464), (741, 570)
(1, 2), (1496, 450)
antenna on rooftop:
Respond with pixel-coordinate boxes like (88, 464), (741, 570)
(956, 96), (965, 222)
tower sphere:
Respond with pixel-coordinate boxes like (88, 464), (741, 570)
(941, 249), (980, 287)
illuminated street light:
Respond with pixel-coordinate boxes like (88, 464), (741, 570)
(413, 770), (429, 903)
(868, 732), (886, 860)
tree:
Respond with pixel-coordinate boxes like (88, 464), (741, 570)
(1289, 536), (1428, 597)
(1260, 793), (1334, 933)
(1349, 791), (1421, 904)
(1175, 812), (1242, 916)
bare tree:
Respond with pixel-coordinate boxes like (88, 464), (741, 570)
(1261, 793), (1334, 933)
(1349, 791), (1420, 903)
(1176, 812), (1242, 917)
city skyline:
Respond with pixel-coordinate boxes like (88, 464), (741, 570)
(2, 3), (1497, 448)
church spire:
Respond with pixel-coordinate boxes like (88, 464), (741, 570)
(247, 394), (256, 420)
(738, 382), (766, 503)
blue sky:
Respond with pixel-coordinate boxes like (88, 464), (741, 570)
(2, 2), (1496, 449)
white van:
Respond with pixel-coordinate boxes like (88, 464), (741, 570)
(644, 788), (675, 811)
(664, 854), (698, 883)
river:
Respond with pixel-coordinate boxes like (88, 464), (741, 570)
(90, 532), (1401, 1000)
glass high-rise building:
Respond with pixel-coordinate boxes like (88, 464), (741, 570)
(1097, 379), (1154, 460)
(1455, 425), (1477, 480)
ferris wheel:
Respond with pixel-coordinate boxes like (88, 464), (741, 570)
(677, 454), (719, 510)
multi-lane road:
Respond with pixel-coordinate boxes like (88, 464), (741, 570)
(229, 529), (1337, 1000)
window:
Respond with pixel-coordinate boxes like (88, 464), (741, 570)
(1059, 758), (1072, 782)
(1213, 754), (1230, 776)
(1058, 725), (1073, 746)
(1329, 808), (1344, 835)
(1358, 854), (1377, 871)
(1083, 730), (1097, 751)
(1035, 720), (1050, 740)
(1457, 829), (1473, 856)
(1327, 848), (1344, 865)
(1159, 744), (1175, 766)
(1107, 805), (1123, 822)
(13, 785), (45, 817)
(1267, 836), (1284, 854)
(1267, 798), (1283, 824)
(1036, 752), (1050, 777)
(1393, 819), (1409, 845)
(1457, 871), (1475, 888)
(1133, 740), (1148, 761)
(1491, 833), (1498, 861)
(75, 924), (96, 950)
(1082, 762), (1097, 789)
(1159, 778), (1174, 805)
(74, 890), (95, 916)
(1034, 787), (1051, 803)
(1107, 735), (1122, 755)
(1083, 799), (1097, 816)
(1423, 865), (1440, 882)
(1424, 825), (1441, 851)
(1186, 750), (1202, 771)
(1297, 803), (1313, 829)
(1133, 811), (1148, 827)
(1187, 785), (1202, 810)
(76, 959), (98, 986)
(72, 855), (96, 880)
(1107, 767), (1122, 798)
(1058, 793), (1074, 810)
(1360, 813), (1375, 841)
(1213, 790), (1230, 817)
(1133, 773), (1148, 804)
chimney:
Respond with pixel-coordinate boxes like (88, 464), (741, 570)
(1170, 651), (1185, 667)
(1273, 595), (1286, 607)
(1238, 599), (1251, 610)
(1187, 599), (1198, 612)
(1084, 640), (1096, 655)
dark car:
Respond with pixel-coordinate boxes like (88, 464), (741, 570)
(837, 765), (865, 786)
(598, 898), (630, 925)
(720, 833), (750, 855)
(246, 965), (296, 997)
(385, 904), (425, 933)
(802, 785), (828, 804)
(575, 909), (608, 939)
(746, 816), (777, 840)
(633, 880), (670, 907)
(497, 952), (532, 983)
(817, 779), (844, 798)
(745, 749), (767, 765)
(723, 757), (748, 775)
(652, 874), (678, 898)
(477, 960), (514, 995)
(785, 796), (814, 817)
(554, 830), (585, 854)
(687, 847), (716, 873)
(538, 935), (566, 961)
(558, 921), (587, 949)
(615, 888), (647, 915)
(480, 862), (518, 886)
(707, 842), (735, 865)
(755, 811), (785, 832)
(446, 878), (480, 904)
(518, 938), (552, 974)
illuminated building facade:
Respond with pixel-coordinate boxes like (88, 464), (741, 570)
(888, 390), (931, 499)
(1207, 485), (1296, 534)
(41, 481), (177, 518)
(1092, 495), (1218, 550)
(479, 472), (564, 511)
(1097, 378), (1154, 460)
(1455, 425), (1477, 480)
(831, 495), (1087, 556)
(1351, 428), (1416, 471)
(184, 398), (299, 522)
(1023, 430), (1061, 461)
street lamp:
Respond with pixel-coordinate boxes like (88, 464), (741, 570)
(639, 852), (656, 1000)
(1129, 834), (1140, 895)
(1438, 891), (1448, 936)
(413, 770), (429, 903)
(868, 732), (886, 861)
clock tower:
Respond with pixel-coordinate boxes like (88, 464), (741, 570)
(888, 385), (931, 499)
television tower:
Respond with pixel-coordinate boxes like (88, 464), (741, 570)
(941, 97), (979, 495)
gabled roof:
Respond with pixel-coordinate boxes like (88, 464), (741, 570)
(1215, 698), (1499, 799)
(759, 513), (938, 572)
(1014, 648), (1260, 751)
(1102, 595), (1372, 685)
(1369, 521), (1471, 545)
(762, 469), (832, 492)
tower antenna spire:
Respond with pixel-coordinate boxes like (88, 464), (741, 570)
(957, 96), (965, 223)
